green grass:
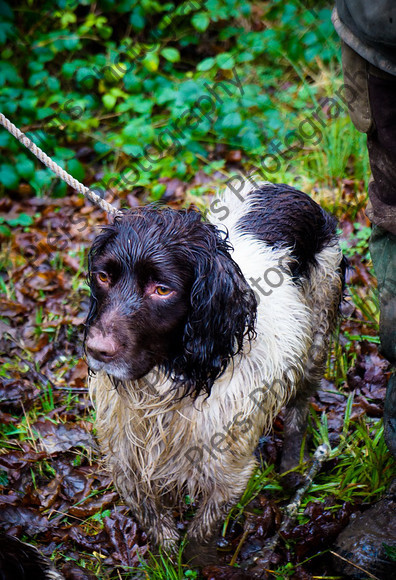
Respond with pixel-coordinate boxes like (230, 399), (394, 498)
(307, 397), (394, 504)
(222, 463), (283, 537)
(136, 543), (198, 580)
(349, 286), (380, 326)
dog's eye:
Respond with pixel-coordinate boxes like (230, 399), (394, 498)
(155, 286), (171, 296)
(97, 271), (110, 284)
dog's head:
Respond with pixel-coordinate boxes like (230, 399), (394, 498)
(84, 206), (256, 398)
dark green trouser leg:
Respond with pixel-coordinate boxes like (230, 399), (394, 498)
(369, 225), (396, 458)
(384, 375), (396, 458)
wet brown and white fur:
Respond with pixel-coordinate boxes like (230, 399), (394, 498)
(85, 180), (344, 557)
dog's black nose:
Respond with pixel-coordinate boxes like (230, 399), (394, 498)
(85, 331), (118, 363)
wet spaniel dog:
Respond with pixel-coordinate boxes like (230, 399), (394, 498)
(85, 180), (344, 558)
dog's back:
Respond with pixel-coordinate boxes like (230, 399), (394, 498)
(209, 180), (344, 471)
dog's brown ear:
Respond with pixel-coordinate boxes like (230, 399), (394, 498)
(169, 225), (257, 399)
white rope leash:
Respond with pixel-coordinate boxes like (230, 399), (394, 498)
(0, 112), (120, 216)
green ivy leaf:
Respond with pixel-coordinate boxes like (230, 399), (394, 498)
(29, 70), (48, 87)
(123, 72), (142, 92)
(122, 144), (144, 157)
(222, 112), (242, 130)
(192, 12), (210, 32)
(54, 147), (75, 160)
(197, 57), (215, 72)
(61, 61), (78, 78)
(0, 224), (11, 237)
(155, 86), (176, 105)
(47, 76), (60, 92)
(0, 1), (13, 20)
(16, 155), (35, 179)
(75, 66), (96, 89)
(117, 95), (152, 114)
(7, 213), (34, 227)
(60, 11), (77, 28)
(102, 93), (117, 110)
(19, 96), (39, 110)
(161, 47), (180, 63)
(130, 10), (145, 31)
(0, 132), (10, 147)
(0, 22), (12, 44)
(53, 180), (68, 198)
(141, 53), (159, 72)
(237, 51), (254, 63)
(67, 158), (85, 182)
(62, 35), (80, 51)
(151, 183), (166, 200)
(0, 98), (17, 114)
(216, 53), (235, 70)
(241, 130), (261, 151)
(0, 163), (18, 188)
(0, 62), (21, 85)
(98, 25), (112, 40)
(37, 107), (55, 120)
(30, 169), (53, 193)
(103, 63), (127, 83)
(28, 61), (44, 73)
(93, 141), (112, 154)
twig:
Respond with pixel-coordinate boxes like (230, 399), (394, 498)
(281, 444), (330, 529)
(329, 550), (380, 580)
